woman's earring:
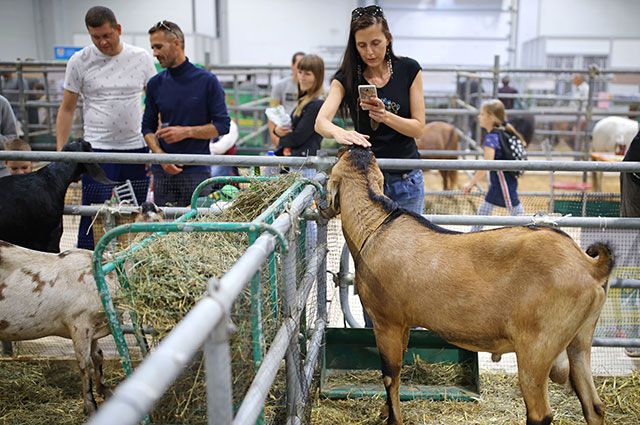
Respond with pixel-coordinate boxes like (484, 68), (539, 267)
(386, 47), (393, 78)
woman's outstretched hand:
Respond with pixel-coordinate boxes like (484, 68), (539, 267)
(334, 128), (371, 148)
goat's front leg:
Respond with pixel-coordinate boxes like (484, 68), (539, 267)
(91, 339), (111, 399)
(374, 324), (406, 425)
(71, 326), (98, 415)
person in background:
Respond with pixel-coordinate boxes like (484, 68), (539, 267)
(55, 6), (156, 249)
(142, 20), (230, 207)
(268, 51), (305, 146)
(571, 73), (589, 107)
(570, 73), (589, 150)
(3, 138), (33, 175)
(0, 71), (28, 125)
(210, 119), (240, 178)
(497, 75), (518, 110)
(0, 94), (18, 147)
(0, 94), (19, 177)
(273, 54), (325, 167)
(315, 5), (425, 214)
(620, 130), (640, 357)
(463, 99), (526, 231)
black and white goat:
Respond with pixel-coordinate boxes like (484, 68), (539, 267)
(0, 139), (112, 253)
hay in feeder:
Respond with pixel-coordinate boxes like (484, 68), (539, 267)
(119, 174), (297, 339)
(312, 369), (640, 425)
(111, 174), (300, 423)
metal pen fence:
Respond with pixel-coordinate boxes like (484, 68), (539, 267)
(2, 58), (639, 155)
(87, 176), (325, 425)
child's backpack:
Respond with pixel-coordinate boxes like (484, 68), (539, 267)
(497, 128), (527, 177)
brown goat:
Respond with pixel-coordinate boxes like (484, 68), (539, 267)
(319, 147), (613, 425)
(414, 121), (459, 190)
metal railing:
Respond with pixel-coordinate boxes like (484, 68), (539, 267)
(87, 174), (326, 425)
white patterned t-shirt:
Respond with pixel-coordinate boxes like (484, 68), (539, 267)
(64, 42), (156, 150)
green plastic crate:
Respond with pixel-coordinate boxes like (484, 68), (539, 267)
(553, 200), (620, 217)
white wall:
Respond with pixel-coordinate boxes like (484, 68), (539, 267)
(0, 0), (39, 60)
(226, 0), (356, 65)
(384, 0), (512, 66)
(1, 0), (639, 68)
(0, 0), (221, 65)
(611, 40), (640, 68)
(538, 0), (640, 38)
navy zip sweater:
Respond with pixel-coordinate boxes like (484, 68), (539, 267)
(142, 59), (230, 173)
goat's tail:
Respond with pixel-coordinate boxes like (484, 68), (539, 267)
(586, 243), (615, 283)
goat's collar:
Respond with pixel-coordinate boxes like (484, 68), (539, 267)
(356, 211), (393, 254)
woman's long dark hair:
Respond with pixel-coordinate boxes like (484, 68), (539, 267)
(334, 12), (397, 120)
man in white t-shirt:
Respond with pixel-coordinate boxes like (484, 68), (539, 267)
(55, 6), (156, 249)
(268, 51), (304, 146)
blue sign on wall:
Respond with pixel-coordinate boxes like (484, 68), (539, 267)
(53, 46), (82, 60)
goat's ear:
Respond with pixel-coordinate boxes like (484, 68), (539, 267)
(84, 163), (115, 185)
(81, 140), (92, 152)
(337, 146), (351, 158)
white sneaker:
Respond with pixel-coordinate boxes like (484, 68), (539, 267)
(624, 347), (640, 358)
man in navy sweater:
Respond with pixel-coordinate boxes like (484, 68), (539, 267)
(142, 20), (230, 206)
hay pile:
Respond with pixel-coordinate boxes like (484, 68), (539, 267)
(119, 174), (297, 339)
(313, 368), (640, 425)
(115, 174), (298, 423)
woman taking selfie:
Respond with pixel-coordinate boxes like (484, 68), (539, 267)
(315, 5), (426, 213)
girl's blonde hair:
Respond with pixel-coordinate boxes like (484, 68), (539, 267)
(481, 99), (527, 146)
(294, 54), (324, 117)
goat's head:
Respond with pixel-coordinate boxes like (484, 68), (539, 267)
(62, 139), (114, 185)
(134, 202), (164, 223)
(319, 146), (382, 219)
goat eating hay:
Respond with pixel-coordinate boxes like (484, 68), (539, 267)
(319, 147), (614, 425)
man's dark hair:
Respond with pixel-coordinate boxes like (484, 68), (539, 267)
(85, 6), (118, 28)
(291, 51), (305, 65)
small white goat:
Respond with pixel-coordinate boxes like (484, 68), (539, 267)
(0, 240), (117, 414)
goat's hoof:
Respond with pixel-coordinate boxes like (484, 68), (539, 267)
(83, 399), (98, 416)
(98, 386), (113, 399)
(379, 404), (389, 419)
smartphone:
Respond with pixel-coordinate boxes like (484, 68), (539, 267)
(358, 84), (377, 102)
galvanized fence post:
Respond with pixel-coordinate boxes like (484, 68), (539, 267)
(282, 218), (302, 424)
(205, 278), (234, 425)
(492, 54), (500, 99)
(581, 64), (600, 216)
